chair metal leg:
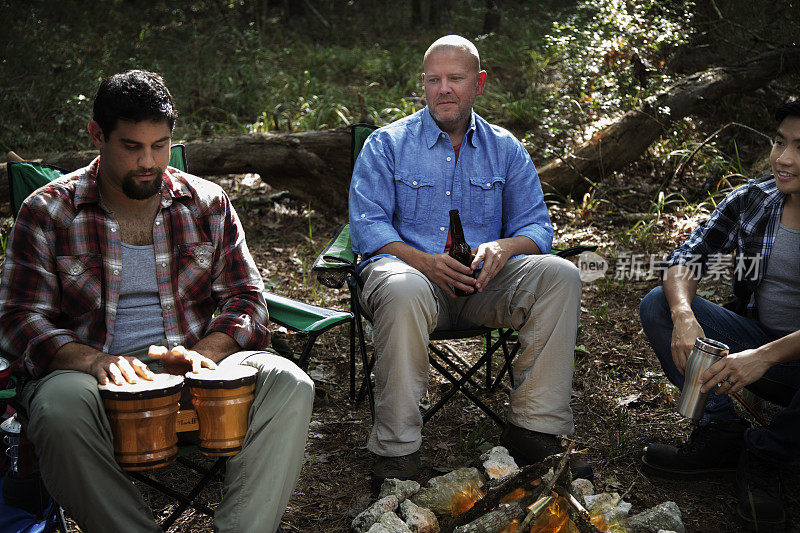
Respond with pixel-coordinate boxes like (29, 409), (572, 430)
(295, 333), (319, 371)
(354, 313), (375, 421)
(485, 331), (492, 390)
(349, 318), (356, 402)
(424, 352), (505, 428)
(489, 333), (519, 390)
(128, 456), (226, 529)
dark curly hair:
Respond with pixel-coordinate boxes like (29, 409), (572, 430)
(775, 99), (800, 123)
(93, 70), (178, 139)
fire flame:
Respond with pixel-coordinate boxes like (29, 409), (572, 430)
(529, 496), (579, 533)
(450, 483), (485, 517)
(500, 487), (527, 505)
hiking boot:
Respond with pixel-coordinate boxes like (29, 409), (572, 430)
(500, 423), (594, 480)
(736, 448), (785, 529)
(372, 451), (420, 487)
(641, 418), (749, 476)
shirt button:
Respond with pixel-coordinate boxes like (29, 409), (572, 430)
(113, 269), (119, 275)
(72, 267), (78, 274)
(446, 191), (451, 196)
(110, 227), (117, 233)
(166, 304), (172, 310)
(412, 180), (418, 185)
(440, 227), (445, 231)
(161, 262), (167, 268)
(361, 213), (366, 218)
(155, 221), (161, 226)
(486, 182), (491, 187)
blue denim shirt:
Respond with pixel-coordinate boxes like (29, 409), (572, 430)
(349, 107), (553, 268)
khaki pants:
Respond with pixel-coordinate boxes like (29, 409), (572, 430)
(22, 351), (314, 533)
(360, 255), (581, 457)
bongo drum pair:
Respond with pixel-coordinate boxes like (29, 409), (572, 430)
(98, 365), (257, 471)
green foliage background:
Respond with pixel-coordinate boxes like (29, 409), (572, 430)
(1, 0), (797, 181)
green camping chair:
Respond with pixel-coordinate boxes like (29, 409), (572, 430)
(313, 123), (595, 428)
(4, 144), (352, 529)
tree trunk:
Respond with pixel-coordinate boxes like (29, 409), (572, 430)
(411, 0), (422, 25)
(538, 47), (800, 196)
(483, 0), (500, 34)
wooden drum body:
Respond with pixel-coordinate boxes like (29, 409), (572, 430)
(186, 366), (257, 457)
(99, 374), (183, 471)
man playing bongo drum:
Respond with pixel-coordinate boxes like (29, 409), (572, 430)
(0, 70), (313, 533)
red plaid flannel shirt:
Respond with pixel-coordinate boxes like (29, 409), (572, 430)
(0, 157), (269, 378)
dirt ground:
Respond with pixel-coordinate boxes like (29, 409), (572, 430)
(54, 173), (798, 533)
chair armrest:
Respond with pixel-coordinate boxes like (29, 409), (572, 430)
(312, 224), (356, 289)
(264, 292), (352, 335)
(552, 244), (598, 258)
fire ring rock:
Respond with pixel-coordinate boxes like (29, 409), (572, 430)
(352, 495), (399, 533)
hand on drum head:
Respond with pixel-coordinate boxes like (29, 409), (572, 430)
(92, 354), (155, 386)
(149, 345), (218, 375)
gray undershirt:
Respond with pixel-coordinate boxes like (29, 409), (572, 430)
(755, 223), (800, 336)
(108, 243), (167, 355)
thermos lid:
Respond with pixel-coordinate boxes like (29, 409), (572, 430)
(693, 337), (728, 355)
(1, 413), (21, 434)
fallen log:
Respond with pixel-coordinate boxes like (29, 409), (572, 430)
(538, 46), (800, 196)
(1, 128), (351, 214)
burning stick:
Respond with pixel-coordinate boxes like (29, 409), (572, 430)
(553, 485), (604, 533)
(446, 462), (550, 531)
(517, 443), (574, 531)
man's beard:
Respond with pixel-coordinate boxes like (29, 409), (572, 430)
(122, 167), (164, 200)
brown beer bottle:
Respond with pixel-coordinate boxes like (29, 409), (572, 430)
(448, 209), (474, 297)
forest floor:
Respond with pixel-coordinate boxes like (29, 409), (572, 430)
(52, 170), (799, 533)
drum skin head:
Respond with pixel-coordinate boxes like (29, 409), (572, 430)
(98, 373), (184, 399)
(185, 365), (258, 389)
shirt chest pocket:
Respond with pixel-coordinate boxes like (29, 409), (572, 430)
(56, 254), (103, 317)
(177, 243), (215, 301)
(395, 173), (435, 223)
(468, 176), (505, 224)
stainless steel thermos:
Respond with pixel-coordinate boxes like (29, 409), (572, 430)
(676, 337), (729, 420)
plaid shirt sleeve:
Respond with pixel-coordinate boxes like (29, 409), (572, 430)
(202, 193), (270, 350)
(0, 187), (82, 376)
(668, 185), (746, 276)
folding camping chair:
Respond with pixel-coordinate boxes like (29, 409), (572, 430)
(3, 144), (352, 529)
(313, 123), (596, 428)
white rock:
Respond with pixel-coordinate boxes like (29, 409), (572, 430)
(570, 478), (594, 507)
(352, 495), (399, 533)
(366, 511), (412, 533)
(585, 492), (632, 521)
(479, 446), (520, 480)
(411, 468), (486, 517)
(379, 478), (421, 501)
(629, 501), (685, 533)
(399, 499), (440, 533)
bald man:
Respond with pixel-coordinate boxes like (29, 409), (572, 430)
(349, 35), (588, 484)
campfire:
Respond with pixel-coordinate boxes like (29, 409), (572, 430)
(352, 445), (686, 533)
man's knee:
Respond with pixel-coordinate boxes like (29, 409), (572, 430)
(28, 371), (104, 439)
(520, 254), (582, 294)
(370, 270), (434, 311)
(639, 286), (669, 330)
(247, 353), (315, 405)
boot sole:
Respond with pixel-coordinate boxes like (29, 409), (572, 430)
(640, 454), (737, 477)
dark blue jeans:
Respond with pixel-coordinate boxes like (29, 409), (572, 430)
(639, 287), (800, 463)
